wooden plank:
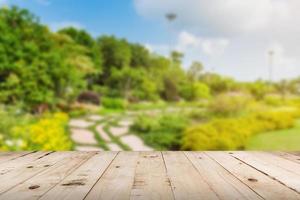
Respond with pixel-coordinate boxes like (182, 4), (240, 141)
(250, 152), (300, 176)
(0, 152), (94, 200)
(207, 152), (300, 199)
(162, 151), (219, 200)
(40, 152), (117, 200)
(130, 152), (174, 200)
(272, 152), (300, 164)
(0, 151), (52, 179)
(231, 151), (300, 193)
(290, 152), (300, 156)
(185, 152), (263, 200)
(85, 151), (139, 200)
(0, 152), (72, 194)
(0, 152), (33, 165)
(0, 151), (50, 169)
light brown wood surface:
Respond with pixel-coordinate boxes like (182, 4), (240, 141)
(0, 151), (298, 200)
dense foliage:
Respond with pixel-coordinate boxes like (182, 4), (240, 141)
(0, 7), (217, 112)
(0, 7), (94, 110)
(182, 109), (299, 150)
(131, 113), (189, 150)
(0, 107), (72, 150)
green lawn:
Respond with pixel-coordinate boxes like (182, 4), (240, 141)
(246, 120), (300, 151)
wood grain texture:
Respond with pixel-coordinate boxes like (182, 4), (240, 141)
(230, 151), (300, 193)
(162, 151), (219, 200)
(272, 152), (300, 164)
(0, 152), (33, 165)
(0, 151), (56, 194)
(0, 151), (299, 200)
(84, 151), (139, 200)
(207, 151), (300, 199)
(130, 152), (174, 200)
(185, 152), (263, 200)
(40, 152), (117, 200)
(0, 152), (93, 200)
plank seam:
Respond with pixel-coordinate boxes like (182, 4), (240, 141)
(37, 152), (97, 200)
(82, 151), (120, 200)
(0, 152), (71, 196)
(230, 153), (300, 195)
(270, 152), (300, 164)
(183, 151), (222, 200)
(0, 151), (35, 165)
(129, 151), (141, 199)
(11, 151), (36, 160)
(186, 152), (264, 200)
(161, 152), (176, 200)
(205, 152), (266, 200)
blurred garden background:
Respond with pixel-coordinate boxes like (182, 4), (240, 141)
(1, 4), (300, 151)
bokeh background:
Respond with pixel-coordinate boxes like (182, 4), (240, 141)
(0, 0), (300, 151)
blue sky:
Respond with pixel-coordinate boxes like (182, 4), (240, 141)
(5, 0), (169, 43)
(2, 0), (300, 81)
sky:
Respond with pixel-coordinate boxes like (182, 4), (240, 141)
(1, 0), (300, 81)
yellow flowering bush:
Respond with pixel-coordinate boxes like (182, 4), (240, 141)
(11, 113), (73, 150)
(182, 109), (299, 150)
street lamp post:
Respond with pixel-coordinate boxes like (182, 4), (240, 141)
(165, 13), (177, 67)
(268, 50), (274, 82)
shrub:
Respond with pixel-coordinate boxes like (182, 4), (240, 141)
(263, 95), (283, 106)
(131, 115), (160, 133)
(209, 93), (252, 117)
(131, 113), (188, 150)
(77, 91), (100, 105)
(182, 110), (298, 150)
(128, 101), (167, 111)
(0, 106), (32, 150)
(8, 113), (73, 151)
(181, 82), (211, 101)
(101, 97), (127, 110)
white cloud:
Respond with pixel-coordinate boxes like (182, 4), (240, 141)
(176, 31), (229, 57)
(49, 21), (84, 32)
(134, 0), (298, 36)
(135, 0), (300, 80)
(147, 31), (229, 58)
(267, 43), (299, 80)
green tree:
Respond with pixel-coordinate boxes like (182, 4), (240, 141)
(246, 80), (272, 100)
(188, 61), (204, 81)
(0, 7), (93, 110)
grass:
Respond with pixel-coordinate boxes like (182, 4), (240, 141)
(98, 107), (125, 115)
(246, 119), (300, 151)
(103, 122), (131, 151)
(87, 116), (111, 150)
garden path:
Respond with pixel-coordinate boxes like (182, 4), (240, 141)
(69, 113), (153, 151)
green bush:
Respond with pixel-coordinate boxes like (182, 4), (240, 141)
(128, 101), (167, 111)
(182, 110), (298, 150)
(180, 82), (211, 101)
(0, 106), (32, 150)
(101, 97), (127, 110)
(131, 113), (188, 150)
(131, 115), (160, 133)
(209, 93), (252, 117)
(263, 95), (283, 106)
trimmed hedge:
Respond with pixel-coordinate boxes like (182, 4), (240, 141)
(182, 109), (298, 150)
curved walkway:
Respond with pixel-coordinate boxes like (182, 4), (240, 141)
(69, 114), (153, 151)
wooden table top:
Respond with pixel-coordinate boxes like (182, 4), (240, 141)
(0, 151), (299, 200)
